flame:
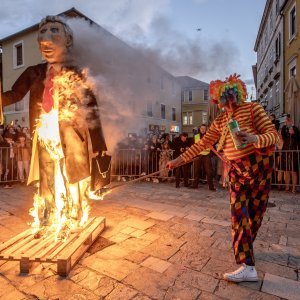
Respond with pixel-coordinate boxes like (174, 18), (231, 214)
(29, 69), (94, 241)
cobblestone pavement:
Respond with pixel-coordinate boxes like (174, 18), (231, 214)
(0, 181), (299, 300)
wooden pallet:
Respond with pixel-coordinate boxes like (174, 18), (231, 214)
(0, 216), (105, 276)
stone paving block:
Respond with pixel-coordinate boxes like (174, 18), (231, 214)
(200, 229), (215, 237)
(120, 226), (137, 235)
(141, 238), (186, 260)
(261, 273), (300, 300)
(120, 218), (155, 230)
(22, 275), (98, 300)
(201, 258), (238, 279)
(94, 244), (133, 260)
(139, 232), (160, 242)
(119, 237), (153, 252)
(109, 232), (131, 243)
(82, 256), (140, 281)
(279, 235), (288, 246)
(184, 213), (206, 222)
(288, 236), (300, 247)
(141, 256), (172, 273)
(201, 217), (231, 227)
(256, 259), (298, 280)
(177, 269), (219, 293)
(124, 251), (149, 264)
(123, 266), (177, 299)
(164, 280), (201, 300)
(161, 209), (188, 218)
(130, 229), (146, 238)
(105, 282), (138, 300)
(146, 211), (174, 221)
(215, 280), (280, 300)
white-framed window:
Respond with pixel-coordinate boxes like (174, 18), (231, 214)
(161, 104), (166, 119)
(289, 58), (297, 78)
(172, 107), (176, 121)
(182, 112), (193, 125)
(15, 99), (25, 112)
(147, 102), (153, 117)
(13, 40), (24, 68)
(289, 4), (296, 40)
(202, 111), (207, 124)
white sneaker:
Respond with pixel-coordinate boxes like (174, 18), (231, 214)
(223, 264), (258, 282)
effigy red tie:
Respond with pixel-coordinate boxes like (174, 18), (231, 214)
(42, 67), (55, 113)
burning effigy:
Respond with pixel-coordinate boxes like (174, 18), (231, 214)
(2, 16), (109, 240)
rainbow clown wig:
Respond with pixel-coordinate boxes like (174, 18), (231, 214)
(209, 73), (248, 106)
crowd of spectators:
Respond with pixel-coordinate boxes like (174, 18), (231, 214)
(0, 120), (31, 189)
(115, 128), (222, 189)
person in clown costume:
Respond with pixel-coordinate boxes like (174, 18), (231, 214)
(167, 74), (280, 282)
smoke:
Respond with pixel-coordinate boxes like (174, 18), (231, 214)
(131, 16), (241, 82)
(67, 15), (242, 152)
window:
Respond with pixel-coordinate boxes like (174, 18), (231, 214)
(275, 80), (279, 107)
(289, 5), (296, 39)
(275, 32), (281, 60)
(189, 90), (192, 101)
(202, 111), (207, 124)
(172, 107), (176, 121)
(276, 0), (280, 16)
(161, 104), (166, 119)
(181, 91), (184, 102)
(269, 10), (273, 31)
(182, 112), (193, 125)
(160, 75), (164, 90)
(15, 99), (25, 111)
(13, 41), (24, 68)
(147, 103), (153, 117)
(289, 58), (297, 79)
(204, 89), (208, 101)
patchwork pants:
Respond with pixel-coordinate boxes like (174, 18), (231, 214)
(229, 152), (274, 266)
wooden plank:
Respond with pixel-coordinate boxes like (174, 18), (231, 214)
(0, 229), (32, 253)
(0, 234), (34, 259)
(46, 217), (96, 261)
(17, 233), (56, 260)
(58, 217), (104, 261)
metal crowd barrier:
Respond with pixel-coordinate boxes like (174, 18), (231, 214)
(1, 147), (299, 189)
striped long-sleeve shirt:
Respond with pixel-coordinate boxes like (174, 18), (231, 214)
(181, 102), (280, 162)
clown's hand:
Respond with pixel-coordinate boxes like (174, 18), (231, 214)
(166, 156), (185, 170)
(235, 131), (257, 145)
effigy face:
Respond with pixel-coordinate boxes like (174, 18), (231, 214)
(38, 21), (69, 64)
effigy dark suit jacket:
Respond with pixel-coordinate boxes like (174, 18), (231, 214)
(2, 63), (107, 184)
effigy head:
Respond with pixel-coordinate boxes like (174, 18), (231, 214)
(38, 15), (73, 64)
(209, 74), (248, 108)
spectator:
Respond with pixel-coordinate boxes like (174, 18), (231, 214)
(16, 133), (31, 183)
(172, 132), (190, 188)
(278, 115), (299, 193)
(190, 124), (216, 191)
(269, 114), (280, 131)
(159, 142), (172, 181)
(148, 135), (161, 174)
(0, 132), (17, 188)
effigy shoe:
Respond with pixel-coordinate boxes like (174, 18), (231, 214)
(223, 264), (258, 282)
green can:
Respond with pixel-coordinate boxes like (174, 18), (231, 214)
(228, 119), (246, 149)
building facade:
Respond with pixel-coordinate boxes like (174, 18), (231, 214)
(282, 0), (300, 126)
(0, 8), (181, 135)
(254, 0), (300, 128)
(254, 0), (286, 120)
(176, 76), (209, 136)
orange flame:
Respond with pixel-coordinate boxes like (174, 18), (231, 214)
(29, 69), (93, 240)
